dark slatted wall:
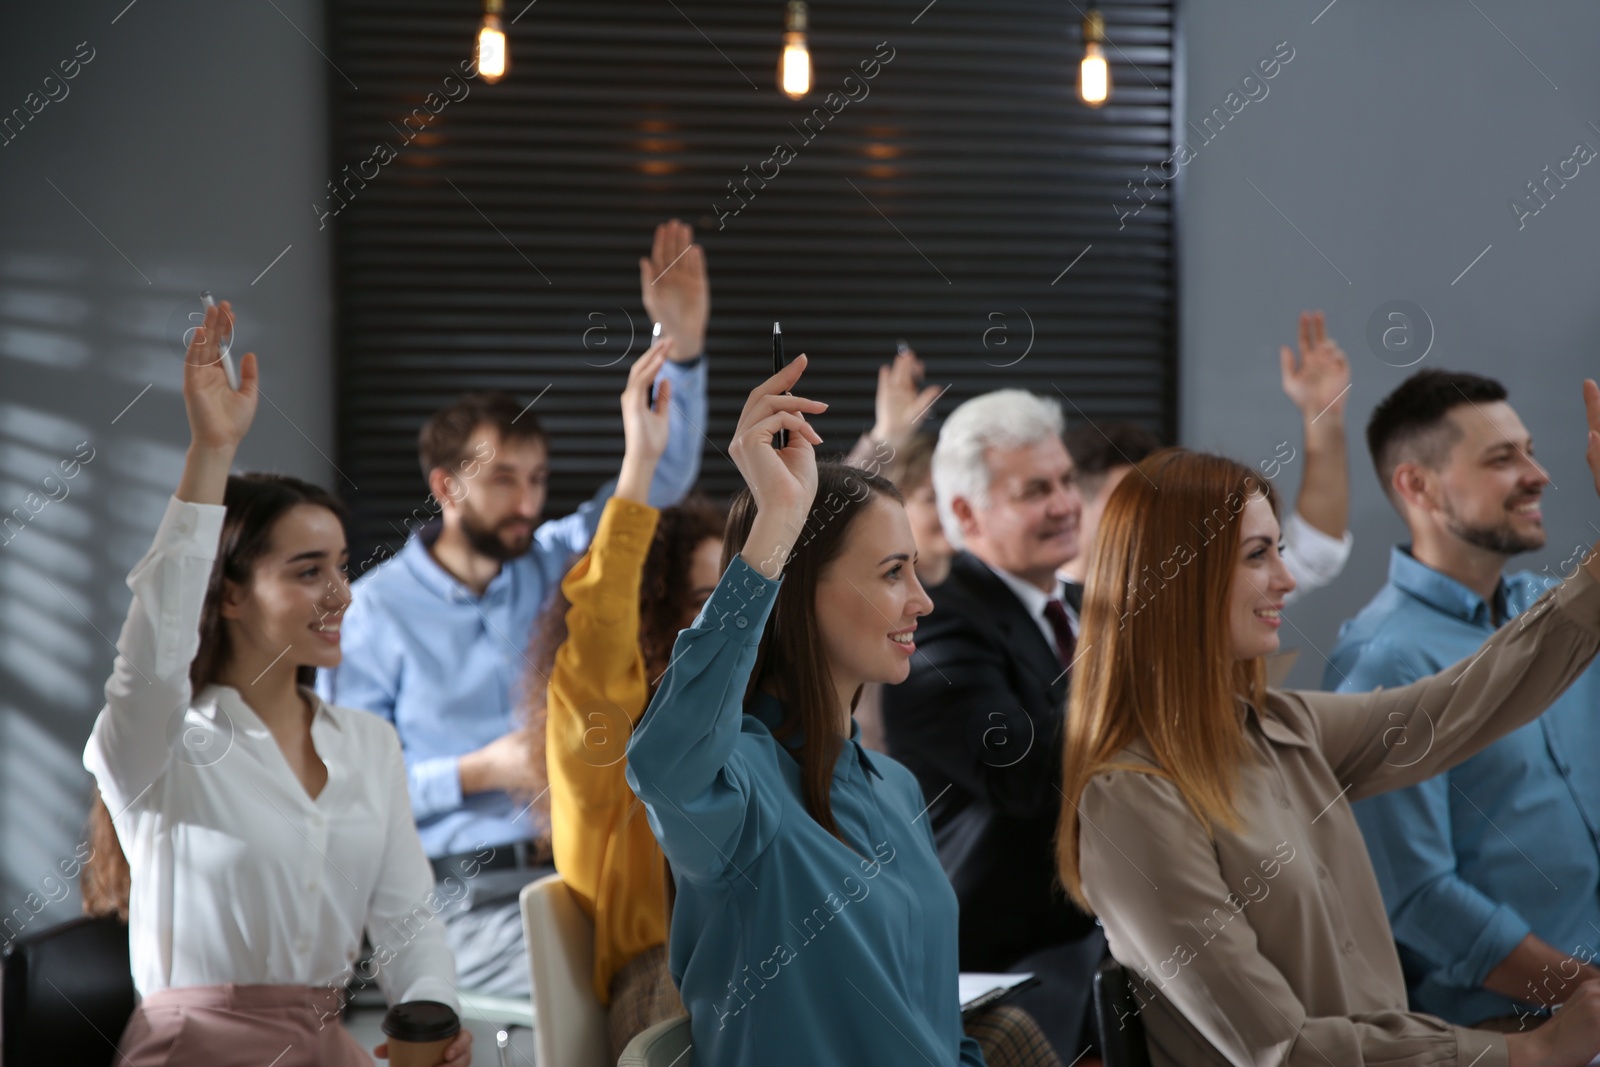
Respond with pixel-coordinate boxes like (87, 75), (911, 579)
(327, 0), (1180, 571)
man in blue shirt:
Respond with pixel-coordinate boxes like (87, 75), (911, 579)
(318, 220), (710, 996)
(1327, 368), (1600, 1029)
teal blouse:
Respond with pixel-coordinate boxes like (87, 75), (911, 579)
(626, 555), (986, 1066)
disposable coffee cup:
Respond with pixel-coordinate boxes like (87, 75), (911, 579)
(382, 1000), (460, 1067)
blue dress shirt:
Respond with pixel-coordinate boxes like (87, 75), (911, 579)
(317, 357), (707, 858)
(1328, 545), (1600, 1026)
(626, 556), (985, 1067)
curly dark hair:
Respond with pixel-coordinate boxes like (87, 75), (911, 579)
(517, 493), (727, 815)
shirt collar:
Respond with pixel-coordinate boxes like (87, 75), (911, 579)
(1245, 697), (1309, 749)
(399, 522), (513, 603)
(749, 690), (884, 781)
(198, 683), (343, 733)
(1387, 544), (1508, 627)
(980, 558), (1061, 620)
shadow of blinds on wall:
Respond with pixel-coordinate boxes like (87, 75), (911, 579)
(328, 0), (1179, 573)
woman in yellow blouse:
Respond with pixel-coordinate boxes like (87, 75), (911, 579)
(522, 337), (724, 1058)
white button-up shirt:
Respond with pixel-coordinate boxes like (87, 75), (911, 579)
(83, 497), (458, 1009)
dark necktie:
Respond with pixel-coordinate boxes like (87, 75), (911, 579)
(1043, 598), (1077, 671)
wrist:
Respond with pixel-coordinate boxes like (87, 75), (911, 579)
(1506, 1028), (1549, 1067)
(457, 750), (486, 796)
(740, 509), (803, 579)
(665, 332), (705, 362)
(1300, 411), (1346, 443)
(186, 441), (239, 463)
(615, 454), (658, 503)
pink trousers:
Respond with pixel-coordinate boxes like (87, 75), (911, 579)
(116, 984), (374, 1067)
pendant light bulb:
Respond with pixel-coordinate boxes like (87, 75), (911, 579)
(1080, 10), (1109, 107)
(780, 1), (812, 100)
(478, 0), (507, 84)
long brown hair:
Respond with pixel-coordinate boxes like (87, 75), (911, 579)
(519, 494), (728, 816)
(82, 474), (345, 919)
(721, 462), (902, 843)
(1056, 449), (1277, 910)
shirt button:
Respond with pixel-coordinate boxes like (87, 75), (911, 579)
(1343, 939), (1356, 954)
(306, 879), (319, 893)
(736, 616), (748, 629)
(296, 938), (311, 953)
(1279, 797), (1292, 809)
(1317, 867), (1328, 880)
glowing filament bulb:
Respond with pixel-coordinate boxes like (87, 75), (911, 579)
(1080, 40), (1108, 107)
(1079, 11), (1110, 107)
(477, 1), (507, 84)
(780, 1), (811, 100)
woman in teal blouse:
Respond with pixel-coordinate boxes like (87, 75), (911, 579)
(625, 354), (987, 1066)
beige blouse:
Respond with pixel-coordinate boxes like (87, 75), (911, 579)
(1078, 565), (1600, 1067)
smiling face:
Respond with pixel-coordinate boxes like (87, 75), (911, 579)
(1227, 494), (1297, 661)
(1418, 401), (1550, 556)
(954, 435), (1082, 589)
(220, 503), (350, 673)
(440, 427), (550, 561)
(813, 496), (934, 690)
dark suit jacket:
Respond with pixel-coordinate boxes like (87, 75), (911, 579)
(882, 551), (1097, 971)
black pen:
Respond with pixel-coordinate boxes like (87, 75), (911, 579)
(773, 321), (788, 449)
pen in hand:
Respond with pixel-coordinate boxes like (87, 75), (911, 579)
(773, 321), (789, 449)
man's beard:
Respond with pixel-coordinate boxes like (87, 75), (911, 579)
(1442, 496), (1544, 557)
(460, 511), (534, 561)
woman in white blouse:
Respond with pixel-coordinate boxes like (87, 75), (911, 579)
(81, 301), (472, 1065)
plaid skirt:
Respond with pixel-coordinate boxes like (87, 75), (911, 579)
(965, 1003), (1069, 1067)
(608, 943), (685, 1061)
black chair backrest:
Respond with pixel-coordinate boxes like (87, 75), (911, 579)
(2, 915), (136, 1067)
(1093, 956), (1153, 1067)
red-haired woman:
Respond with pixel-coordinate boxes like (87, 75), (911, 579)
(1058, 388), (1600, 1067)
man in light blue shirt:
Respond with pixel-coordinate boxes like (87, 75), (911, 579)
(1328, 368), (1600, 1029)
(318, 219), (710, 995)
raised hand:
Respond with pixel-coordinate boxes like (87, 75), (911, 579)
(870, 346), (944, 450)
(615, 336), (675, 503)
(640, 219), (709, 363)
(175, 300), (259, 506)
(183, 300), (259, 451)
(730, 354), (827, 577)
(1279, 310), (1350, 423)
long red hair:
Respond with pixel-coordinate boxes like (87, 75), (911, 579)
(1056, 448), (1277, 909)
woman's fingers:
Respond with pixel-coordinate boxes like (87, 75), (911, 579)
(628, 337), (671, 389)
(748, 350), (809, 403)
(739, 409), (823, 451)
(235, 351), (259, 395)
(737, 386), (827, 431)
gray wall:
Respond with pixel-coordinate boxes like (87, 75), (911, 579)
(0, 0), (332, 930)
(1178, 0), (1600, 689)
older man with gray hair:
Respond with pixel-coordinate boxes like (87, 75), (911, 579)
(883, 388), (1106, 1061)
